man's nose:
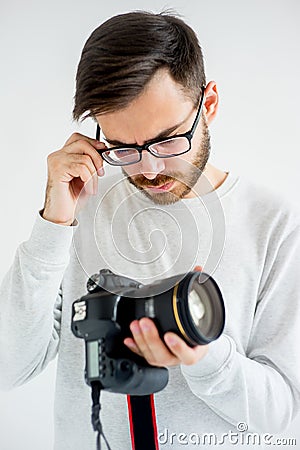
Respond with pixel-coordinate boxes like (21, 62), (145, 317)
(139, 150), (165, 179)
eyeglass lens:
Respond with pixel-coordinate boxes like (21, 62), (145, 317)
(102, 136), (190, 166)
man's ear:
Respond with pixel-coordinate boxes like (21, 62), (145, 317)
(203, 81), (219, 125)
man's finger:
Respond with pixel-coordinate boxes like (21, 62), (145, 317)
(123, 337), (142, 356)
(164, 332), (208, 365)
(138, 318), (178, 366)
(64, 132), (102, 147)
(129, 319), (179, 366)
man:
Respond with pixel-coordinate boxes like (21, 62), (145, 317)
(1, 11), (300, 450)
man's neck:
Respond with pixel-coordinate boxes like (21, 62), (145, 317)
(183, 163), (228, 198)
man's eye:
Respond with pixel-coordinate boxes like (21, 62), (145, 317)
(114, 149), (138, 159)
(159, 140), (175, 146)
(115, 150), (126, 154)
(154, 139), (177, 150)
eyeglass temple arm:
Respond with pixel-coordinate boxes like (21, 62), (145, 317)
(96, 124), (100, 140)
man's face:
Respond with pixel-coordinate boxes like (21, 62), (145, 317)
(96, 69), (211, 205)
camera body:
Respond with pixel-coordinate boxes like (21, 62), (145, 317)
(72, 269), (169, 395)
(71, 269), (225, 395)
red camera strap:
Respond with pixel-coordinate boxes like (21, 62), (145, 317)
(127, 394), (159, 450)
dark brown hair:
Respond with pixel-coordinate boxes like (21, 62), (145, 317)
(73, 11), (206, 121)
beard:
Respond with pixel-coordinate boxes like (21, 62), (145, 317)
(122, 118), (211, 205)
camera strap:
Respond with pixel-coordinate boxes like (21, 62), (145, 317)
(127, 394), (159, 450)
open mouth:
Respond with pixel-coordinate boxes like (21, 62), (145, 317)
(145, 181), (174, 193)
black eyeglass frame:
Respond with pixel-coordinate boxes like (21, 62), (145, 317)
(95, 85), (205, 166)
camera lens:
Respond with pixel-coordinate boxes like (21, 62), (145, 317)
(188, 278), (217, 337)
(188, 288), (206, 327)
(174, 272), (225, 345)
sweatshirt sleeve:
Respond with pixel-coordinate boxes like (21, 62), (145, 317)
(181, 224), (300, 434)
(0, 212), (77, 390)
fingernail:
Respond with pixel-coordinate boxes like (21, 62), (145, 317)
(97, 167), (104, 177)
(140, 322), (150, 332)
(166, 335), (177, 346)
(130, 322), (140, 334)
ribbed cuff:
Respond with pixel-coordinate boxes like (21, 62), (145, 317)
(181, 334), (234, 380)
(21, 211), (78, 265)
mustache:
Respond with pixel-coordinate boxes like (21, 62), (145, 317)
(130, 173), (179, 188)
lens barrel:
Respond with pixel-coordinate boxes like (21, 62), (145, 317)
(117, 271), (225, 347)
(174, 272), (225, 345)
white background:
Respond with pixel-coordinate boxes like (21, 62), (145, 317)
(0, 0), (299, 449)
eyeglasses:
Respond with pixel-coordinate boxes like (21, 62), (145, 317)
(95, 86), (205, 166)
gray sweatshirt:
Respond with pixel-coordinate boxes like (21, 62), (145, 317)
(0, 172), (300, 450)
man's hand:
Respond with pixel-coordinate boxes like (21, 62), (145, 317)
(124, 264), (207, 367)
(124, 318), (208, 367)
(42, 132), (106, 226)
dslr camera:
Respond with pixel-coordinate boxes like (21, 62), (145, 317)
(71, 269), (225, 395)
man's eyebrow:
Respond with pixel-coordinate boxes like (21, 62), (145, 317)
(104, 117), (189, 147)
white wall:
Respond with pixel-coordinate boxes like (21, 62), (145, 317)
(0, 0), (299, 448)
